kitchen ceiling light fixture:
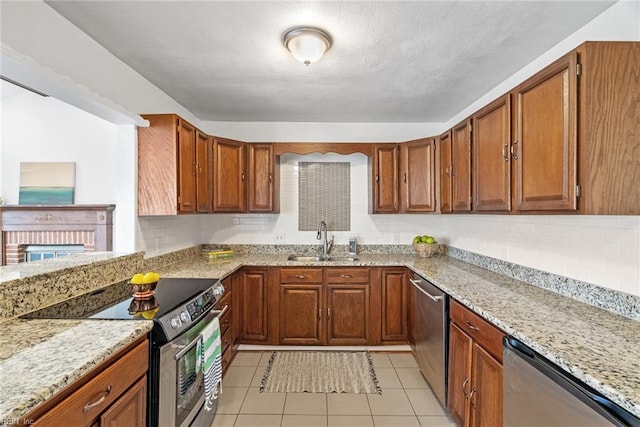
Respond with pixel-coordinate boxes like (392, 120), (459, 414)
(283, 26), (332, 66)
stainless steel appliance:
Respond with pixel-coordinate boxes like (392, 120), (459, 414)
(410, 274), (448, 407)
(503, 336), (640, 427)
(22, 277), (226, 427)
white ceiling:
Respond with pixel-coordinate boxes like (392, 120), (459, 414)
(46, 1), (616, 123)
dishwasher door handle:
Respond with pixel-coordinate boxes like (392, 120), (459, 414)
(410, 279), (443, 302)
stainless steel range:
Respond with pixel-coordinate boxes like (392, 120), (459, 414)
(21, 277), (226, 427)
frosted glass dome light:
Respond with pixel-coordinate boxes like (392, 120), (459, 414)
(283, 27), (332, 66)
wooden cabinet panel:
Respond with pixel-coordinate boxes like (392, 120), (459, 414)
(469, 345), (503, 427)
(195, 131), (212, 212)
(473, 95), (511, 212)
(99, 376), (146, 427)
(177, 119), (197, 212)
(326, 284), (370, 345)
(380, 268), (407, 342)
(238, 269), (269, 342)
(513, 52), (577, 211)
(448, 323), (473, 427)
(213, 137), (246, 212)
(372, 144), (399, 213)
(280, 268), (323, 283)
(280, 284), (324, 345)
(439, 131), (452, 213)
(450, 300), (504, 363)
(325, 268), (370, 283)
(451, 120), (472, 211)
(248, 143), (279, 212)
(400, 138), (437, 212)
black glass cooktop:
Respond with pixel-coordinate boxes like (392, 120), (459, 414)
(21, 278), (218, 321)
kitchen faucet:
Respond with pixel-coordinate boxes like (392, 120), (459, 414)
(316, 220), (334, 259)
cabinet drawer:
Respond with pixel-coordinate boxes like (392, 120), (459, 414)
(219, 306), (232, 337)
(221, 323), (234, 355)
(280, 268), (323, 283)
(34, 340), (148, 427)
(450, 300), (504, 362)
(326, 268), (370, 283)
(215, 291), (232, 310)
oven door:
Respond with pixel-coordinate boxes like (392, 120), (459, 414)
(158, 307), (225, 427)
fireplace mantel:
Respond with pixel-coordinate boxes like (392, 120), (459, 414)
(0, 205), (115, 265)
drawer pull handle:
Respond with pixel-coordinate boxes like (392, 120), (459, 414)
(83, 385), (112, 412)
(340, 274), (353, 279)
(465, 320), (479, 332)
(318, 309), (322, 321)
(469, 387), (477, 409)
(462, 378), (470, 398)
(502, 144), (509, 161)
(328, 307), (332, 320)
(295, 275), (306, 279)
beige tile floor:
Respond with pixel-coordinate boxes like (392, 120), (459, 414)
(211, 351), (457, 427)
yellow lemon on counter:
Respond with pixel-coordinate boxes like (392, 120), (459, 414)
(143, 271), (158, 284)
(130, 273), (145, 285)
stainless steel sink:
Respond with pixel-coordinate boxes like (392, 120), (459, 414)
(287, 255), (359, 262)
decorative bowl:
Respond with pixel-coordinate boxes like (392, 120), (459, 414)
(413, 243), (440, 258)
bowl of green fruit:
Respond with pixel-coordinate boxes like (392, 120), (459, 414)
(412, 235), (440, 258)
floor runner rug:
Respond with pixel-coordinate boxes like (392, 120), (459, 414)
(259, 351), (381, 394)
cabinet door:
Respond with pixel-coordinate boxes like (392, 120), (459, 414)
(177, 119), (197, 212)
(513, 52), (577, 211)
(439, 131), (452, 213)
(195, 131), (212, 212)
(326, 284), (370, 345)
(248, 143), (278, 212)
(238, 269), (269, 342)
(372, 144), (399, 213)
(469, 344), (503, 427)
(279, 284), (324, 345)
(400, 139), (437, 212)
(448, 323), (473, 427)
(473, 95), (511, 212)
(99, 376), (146, 427)
(380, 268), (408, 342)
(452, 119), (472, 212)
(213, 137), (246, 212)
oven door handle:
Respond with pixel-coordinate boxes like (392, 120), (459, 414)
(173, 334), (203, 361)
(214, 304), (229, 318)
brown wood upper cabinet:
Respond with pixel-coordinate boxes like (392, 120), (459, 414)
(472, 94), (511, 212)
(213, 137), (246, 212)
(371, 144), (400, 213)
(247, 143), (279, 212)
(511, 42), (640, 214)
(138, 114), (212, 215)
(439, 131), (453, 213)
(512, 52), (577, 212)
(451, 119), (472, 212)
(372, 140), (437, 214)
(213, 139), (279, 213)
(400, 138), (437, 212)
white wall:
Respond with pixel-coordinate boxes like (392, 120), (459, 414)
(1, 89), (118, 205)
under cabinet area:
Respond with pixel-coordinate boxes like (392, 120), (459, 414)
(27, 339), (148, 427)
(448, 300), (504, 427)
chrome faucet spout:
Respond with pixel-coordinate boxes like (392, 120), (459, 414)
(317, 220), (333, 258)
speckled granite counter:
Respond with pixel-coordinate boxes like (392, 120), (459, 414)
(158, 253), (640, 419)
(0, 318), (152, 423)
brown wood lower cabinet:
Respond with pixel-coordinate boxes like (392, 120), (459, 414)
(380, 268), (408, 342)
(448, 300), (504, 427)
(274, 267), (380, 345)
(237, 268), (272, 343)
(30, 339), (148, 427)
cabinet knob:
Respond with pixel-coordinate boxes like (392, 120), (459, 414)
(295, 274), (306, 279)
(340, 274), (353, 279)
(403, 173), (407, 183)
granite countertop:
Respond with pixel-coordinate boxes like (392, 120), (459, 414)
(1, 250), (638, 422)
(0, 318), (152, 423)
(159, 253), (640, 419)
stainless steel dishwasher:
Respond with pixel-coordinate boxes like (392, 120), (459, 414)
(410, 274), (448, 407)
(504, 336), (640, 427)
